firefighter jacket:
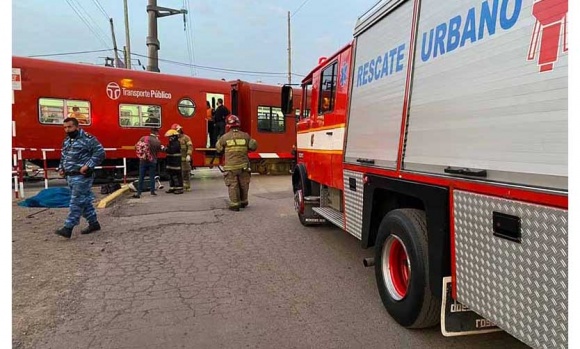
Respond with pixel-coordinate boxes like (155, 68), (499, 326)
(179, 134), (193, 161)
(215, 129), (258, 171)
(58, 129), (105, 173)
(165, 138), (182, 171)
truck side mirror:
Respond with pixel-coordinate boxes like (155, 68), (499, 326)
(281, 85), (293, 115)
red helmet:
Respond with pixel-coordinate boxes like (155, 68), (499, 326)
(170, 123), (182, 131)
(226, 115), (240, 128)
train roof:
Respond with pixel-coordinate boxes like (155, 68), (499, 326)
(12, 56), (230, 89)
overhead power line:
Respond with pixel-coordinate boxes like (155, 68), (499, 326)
(91, 0), (110, 21)
(28, 49), (113, 58)
(65, 0), (110, 49)
(130, 52), (305, 77)
(291, 0), (312, 18)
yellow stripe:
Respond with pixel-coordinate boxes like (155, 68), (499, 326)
(297, 123), (346, 134)
(297, 149), (343, 155)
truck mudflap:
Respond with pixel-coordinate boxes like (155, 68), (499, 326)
(440, 277), (502, 337)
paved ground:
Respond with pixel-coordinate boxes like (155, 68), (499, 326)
(12, 170), (529, 348)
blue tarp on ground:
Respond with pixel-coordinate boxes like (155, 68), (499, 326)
(18, 187), (71, 208)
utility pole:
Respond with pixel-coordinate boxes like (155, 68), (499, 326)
(109, 18), (122, 68)
(123, 0), (132, 69)
(287, 11), (292, 85)
(146, 0), (187, 72)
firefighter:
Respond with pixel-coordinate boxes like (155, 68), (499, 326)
(171, 123), (193, 191)
(163, 129), (184, 194)
(215, 115), (258, 211)
(55, 117), (105, 238)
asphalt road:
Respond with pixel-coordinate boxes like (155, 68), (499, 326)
(23, 170), (528, 348)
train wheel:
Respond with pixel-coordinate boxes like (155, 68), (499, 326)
(374, 209), (439, 328)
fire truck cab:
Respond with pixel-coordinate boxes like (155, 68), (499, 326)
(283, 0), (568, 347)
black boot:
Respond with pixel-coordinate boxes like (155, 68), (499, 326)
(55, 226), (73, 239)
(228, 206), (240, 212)
(81, 222), (101, 235)
(240, 202), (248, 208)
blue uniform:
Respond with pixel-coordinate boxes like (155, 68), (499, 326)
(58, 129), (105, 228)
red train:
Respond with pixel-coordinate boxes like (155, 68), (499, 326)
(11, 56), (301, 180)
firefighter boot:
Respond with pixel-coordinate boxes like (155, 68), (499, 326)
(55, 226), (73, 239)
(240, 202), (248, 208)
(166, 188), (175, 193)
(81, 222), (101, 235)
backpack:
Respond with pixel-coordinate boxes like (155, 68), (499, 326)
(135, 136), (154, 161)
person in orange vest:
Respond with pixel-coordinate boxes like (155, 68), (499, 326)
(68, 106), (89, 125)
(206, 101), (216, 148)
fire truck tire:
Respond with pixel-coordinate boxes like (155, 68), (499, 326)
(293, 166), (315, 226)
(374, 208), (439, 328)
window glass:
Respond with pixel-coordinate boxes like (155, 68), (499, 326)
(119, 104), (161, 128)
(178, 98), (196, 117)
(39, 98), (91, 125)
(257, 106), (285, 133)
(318, 62), (338, 114)
(301, 82), (313, 120)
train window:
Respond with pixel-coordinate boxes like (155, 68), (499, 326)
(178, 98), (196, 118)
(318, 61), (338, 114)
(39, 98), (91, 125)
(119, 104), (161, 128)
(257, 106), (285, 133)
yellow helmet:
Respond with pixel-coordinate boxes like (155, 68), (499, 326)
(164, 129), (179, 137)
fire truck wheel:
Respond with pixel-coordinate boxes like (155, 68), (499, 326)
(374, 209), (439, 328)
(295, 180), (311, 226)
(293, 167), (314, 226)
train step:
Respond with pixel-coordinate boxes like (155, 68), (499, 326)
(312, 207), (344, 228)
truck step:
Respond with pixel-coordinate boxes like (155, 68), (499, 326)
(312, 207), (344, 228)
(304, 196), (320, 202)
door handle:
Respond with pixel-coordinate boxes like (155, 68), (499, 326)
(326, 131), (333, 135)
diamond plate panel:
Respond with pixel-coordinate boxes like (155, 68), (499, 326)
(343, 170), (364, 240)
(454, 191), (568, 349)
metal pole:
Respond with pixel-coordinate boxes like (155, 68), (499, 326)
(17, 149), (25, 198)
(109, 18), (121, 68)
(147, 0), (160, 72)
(287, 11), (292, 85)
(123, 157), (127, 184)
(42, 150), (49, 189)
(124, 0), (132, 70)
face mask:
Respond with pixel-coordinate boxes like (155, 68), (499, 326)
(67, 130), (79, 138)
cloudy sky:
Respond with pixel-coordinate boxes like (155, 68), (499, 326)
(12, 0), (380, 85)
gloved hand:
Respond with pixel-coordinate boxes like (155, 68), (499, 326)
(186, 155), (191, 162)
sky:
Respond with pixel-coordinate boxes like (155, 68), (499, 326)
(12, 0), (381, 85)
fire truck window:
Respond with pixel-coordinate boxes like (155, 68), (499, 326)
(39, 98), (91, 125)
(119, 104), (161, 128)
(302, 82), (312, 120)
(178, 98), (196, 118)
(257, 106), (285, 133)
(318, 62), (338, 114)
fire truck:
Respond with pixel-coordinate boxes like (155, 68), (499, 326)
(12, 56), (301, 180)
(282, 0), (567, 347)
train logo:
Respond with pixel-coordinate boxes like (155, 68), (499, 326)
(528, 0), (568, 72)
(106, 82), (121, 100)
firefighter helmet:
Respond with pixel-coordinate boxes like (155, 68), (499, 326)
(170, 123), (182, 131)
(226, 115), (241, 128)
(165, 129), (179, 137)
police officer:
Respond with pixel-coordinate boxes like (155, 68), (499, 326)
(164, 129), (184, 194)
(215, 115), (258, 211)
(55, 117), (105, 238)
(171, 123), (193, 191)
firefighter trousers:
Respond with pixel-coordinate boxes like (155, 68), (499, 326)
(182, 161), (192, 190)
(168, 169), (183, 192)
(223, 169), (251, 208)
(65, 174), (97, 228)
